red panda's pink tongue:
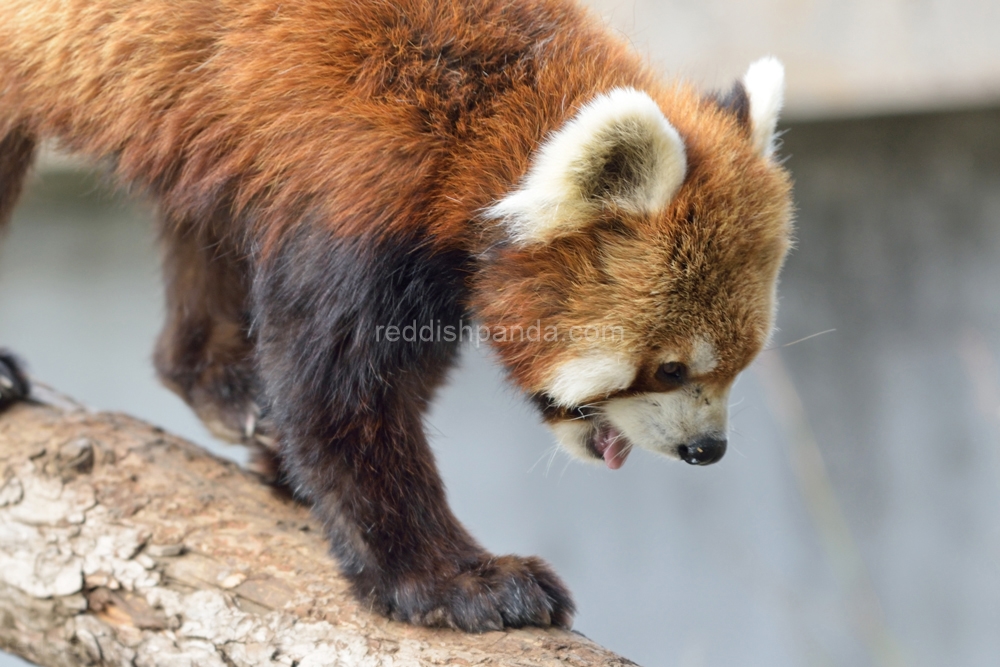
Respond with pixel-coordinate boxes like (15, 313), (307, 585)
(593, 425), (630, 470)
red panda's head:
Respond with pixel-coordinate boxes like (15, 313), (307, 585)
(477, 58), (793, 469)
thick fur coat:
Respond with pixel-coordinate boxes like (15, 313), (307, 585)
(0, 0), (793, 630)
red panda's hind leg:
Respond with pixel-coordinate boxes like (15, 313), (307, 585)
(0, 123), (36, 234)
(252, 227), (575, 631)
(0, 125), (37, 414)
(154, 217), (279, 477)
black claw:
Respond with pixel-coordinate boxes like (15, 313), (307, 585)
(0, 349), (30, 412)
(524, 557), (576, 629)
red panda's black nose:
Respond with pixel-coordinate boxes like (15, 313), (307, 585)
(678, 437), (727, 466)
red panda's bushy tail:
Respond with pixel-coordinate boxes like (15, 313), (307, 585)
(0, 123), (37, 235)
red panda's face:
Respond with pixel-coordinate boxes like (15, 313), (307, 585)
(479, 59), (792, 469)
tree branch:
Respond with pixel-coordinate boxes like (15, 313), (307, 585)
(0, 394), (637, 666)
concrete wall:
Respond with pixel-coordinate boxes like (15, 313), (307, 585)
(585, 0), (1000, 118)
(773, 107), (1000, 667)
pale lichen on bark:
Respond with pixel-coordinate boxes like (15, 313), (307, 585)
(0, 398), (638, 667)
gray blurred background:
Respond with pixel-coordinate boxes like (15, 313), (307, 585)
(2, 1), (999, 666)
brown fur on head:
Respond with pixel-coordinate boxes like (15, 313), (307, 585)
(474, 59), (793, 468)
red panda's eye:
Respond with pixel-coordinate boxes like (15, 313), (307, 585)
(655, 362), (688, 387)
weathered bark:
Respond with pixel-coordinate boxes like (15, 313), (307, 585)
(0, 392), (637, 667)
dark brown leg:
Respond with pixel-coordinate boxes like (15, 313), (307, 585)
(0, 126), (37, 414)
(154, 217), (279, 476)
(0, 123), (36, 232)
(252, 227), (574, 631)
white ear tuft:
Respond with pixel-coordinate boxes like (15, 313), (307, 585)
(486, 88), (687, 245)
(743, 57), (785, 158)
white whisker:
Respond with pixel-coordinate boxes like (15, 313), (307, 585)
(545, 445), (561, 476)
(728, 426), (758, 446)
(528, 444), (560, 474)
(558, 456), (574, 482)
(569, 401), (607, 421)
(730, 405), (753, 421)
(613, 440), (633, 460)
(764, 328), (836, 352)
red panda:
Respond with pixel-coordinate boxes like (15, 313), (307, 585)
(0, 0), (793, 632)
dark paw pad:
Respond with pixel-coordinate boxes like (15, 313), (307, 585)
(0, 349), (30, 411)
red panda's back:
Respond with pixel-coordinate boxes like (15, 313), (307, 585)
(0, 0), (646, 243)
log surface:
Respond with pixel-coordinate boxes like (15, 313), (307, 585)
(0, 397), (637, 666)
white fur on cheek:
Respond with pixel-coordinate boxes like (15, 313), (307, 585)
(485, 88), (687, 244)
(545, 352), (636, 407)
(743, 57), (785, 158)
(549, 420), (600, 464)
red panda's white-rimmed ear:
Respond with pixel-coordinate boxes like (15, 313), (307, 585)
(743, 57), (785, 159)
(486, 88), (687, 245)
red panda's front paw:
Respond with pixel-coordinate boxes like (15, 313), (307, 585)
(388, 555), (575, 632)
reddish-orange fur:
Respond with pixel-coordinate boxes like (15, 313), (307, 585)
(0, 0), (792, 631)
(0, 0), (788, 382)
